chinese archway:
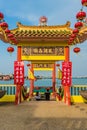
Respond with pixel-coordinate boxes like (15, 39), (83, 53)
(0, 15), (87, 105)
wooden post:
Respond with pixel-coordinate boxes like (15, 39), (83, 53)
(64, 46), (71, 105)
(15, 46), (22, 104)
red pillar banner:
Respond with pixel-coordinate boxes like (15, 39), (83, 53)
(61, 61), (72, 86)
(14, 61), (24, 85)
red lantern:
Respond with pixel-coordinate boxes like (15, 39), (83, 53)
(27, 64), (30, 67)
(13, 40), (18, 44)
(76, 11), (86, 20)
(7, 47), (14, 54)
(0, 12), (4, 20)
(81, 0), (87, 6)
(8, 37), (18, 45)
(39, 16), (47, 23)
(74, 22), (83, 29)
(68, 41), (72, 45)
(56, 64), (60, 67)
(10, 37), (15, 41)
(69, 37), (74, 41)
(73, 29), (79, 34)
(7, 33), (14, 38)
(5, 29), (10, 34)
(0, 22), (8, 30)
(70, 33), (76, 39)
(73, 47), (80, 53)
(68, 37), (74, 45)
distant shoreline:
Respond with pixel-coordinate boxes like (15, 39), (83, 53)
(0, 74), (87, 81)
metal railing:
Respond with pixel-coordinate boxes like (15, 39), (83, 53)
(0, 84), (87, 96)
(71, 85), (87, 95)
(0, 84), (16, 95)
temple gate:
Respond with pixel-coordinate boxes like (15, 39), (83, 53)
(11, 19), (73, 105)
(1, 14), (87, 105)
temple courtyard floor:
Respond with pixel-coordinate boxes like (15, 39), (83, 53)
(0, 101), (87, 130)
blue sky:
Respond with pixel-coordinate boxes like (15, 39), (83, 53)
(0, 0), (87, 77)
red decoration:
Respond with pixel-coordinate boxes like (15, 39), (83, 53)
(81, 0), (87, 6)
(5, 29), (10, 34)
(13, 40), (18, 44)
(14, 61), (24, 85)
(69, 37), (74, 42)
(68, 41), (72, 45)
(76, 11), (86, 20)
(27, 64), (30, 67)
(70, 33), (76, 39)
(0, 22), (8, 29)
(61, 62), (72, 86)
(56, 64), (60, 67)
(73, 29), (79, 34)
(40, 16), (47, 23)
(68, 38), (74, 45)
(7, 47), (14, 53)
(73, 47), (80, 53)
(9, 37), (16, 40)
(9, 34), (18, 44)
(0, 12), (4, 20)
(74, 22), (83, 29)
(7, 33), (14, 38)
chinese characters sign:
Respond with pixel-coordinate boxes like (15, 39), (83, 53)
(22, 46), (64, 56)
(34, 63), (53, 68)
(14, 61), (24, 85)
(61, 61), (72, 86)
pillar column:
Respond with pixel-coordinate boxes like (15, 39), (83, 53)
(15, 46), (21, 104)
(64, 46), (71, 105)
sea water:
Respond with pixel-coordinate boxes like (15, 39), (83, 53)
(0, 78), (87, 95)
(0, 78), (87, 87)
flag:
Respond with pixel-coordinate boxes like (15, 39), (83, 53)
(28, 69), (36, 80)
(58, 68), (62, 79)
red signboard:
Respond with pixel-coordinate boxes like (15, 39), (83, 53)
(14, 61), (24, 85)
(61, 61), (72, 86)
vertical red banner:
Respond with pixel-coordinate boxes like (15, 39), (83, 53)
(14, 61), (24, 85)
(61, 61), (72, 86)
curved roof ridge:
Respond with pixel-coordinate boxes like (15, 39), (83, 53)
(16, 21), (71, 28)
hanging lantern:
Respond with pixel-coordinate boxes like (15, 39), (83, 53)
(56, 64), (60, 67)
(70, 33), (76, 39)
(7, 47), (14, 54)
(81, 0), (87, 7)
(0, 12), (4, 20)
(7, 33), (14, 38)
(0, 22), (8, 30)
(74, 22), (83, 29)
(68, 41), (73, 45)
(68, 37), (74, 45)
(69, 37), (74, 42)
(39, 16), (48, 25)
(27, 64), (30, 67)
(9, 37), (16, 41)
(73, 29), (79, 34)
(13, 40), (18, 45)
(73, 47), (80, 53)
(40, 16), (47, 23)
(76, 11), (86, 20)
(5, 29), (10, 34)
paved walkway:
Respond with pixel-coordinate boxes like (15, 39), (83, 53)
(0, 101), (87, 130)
